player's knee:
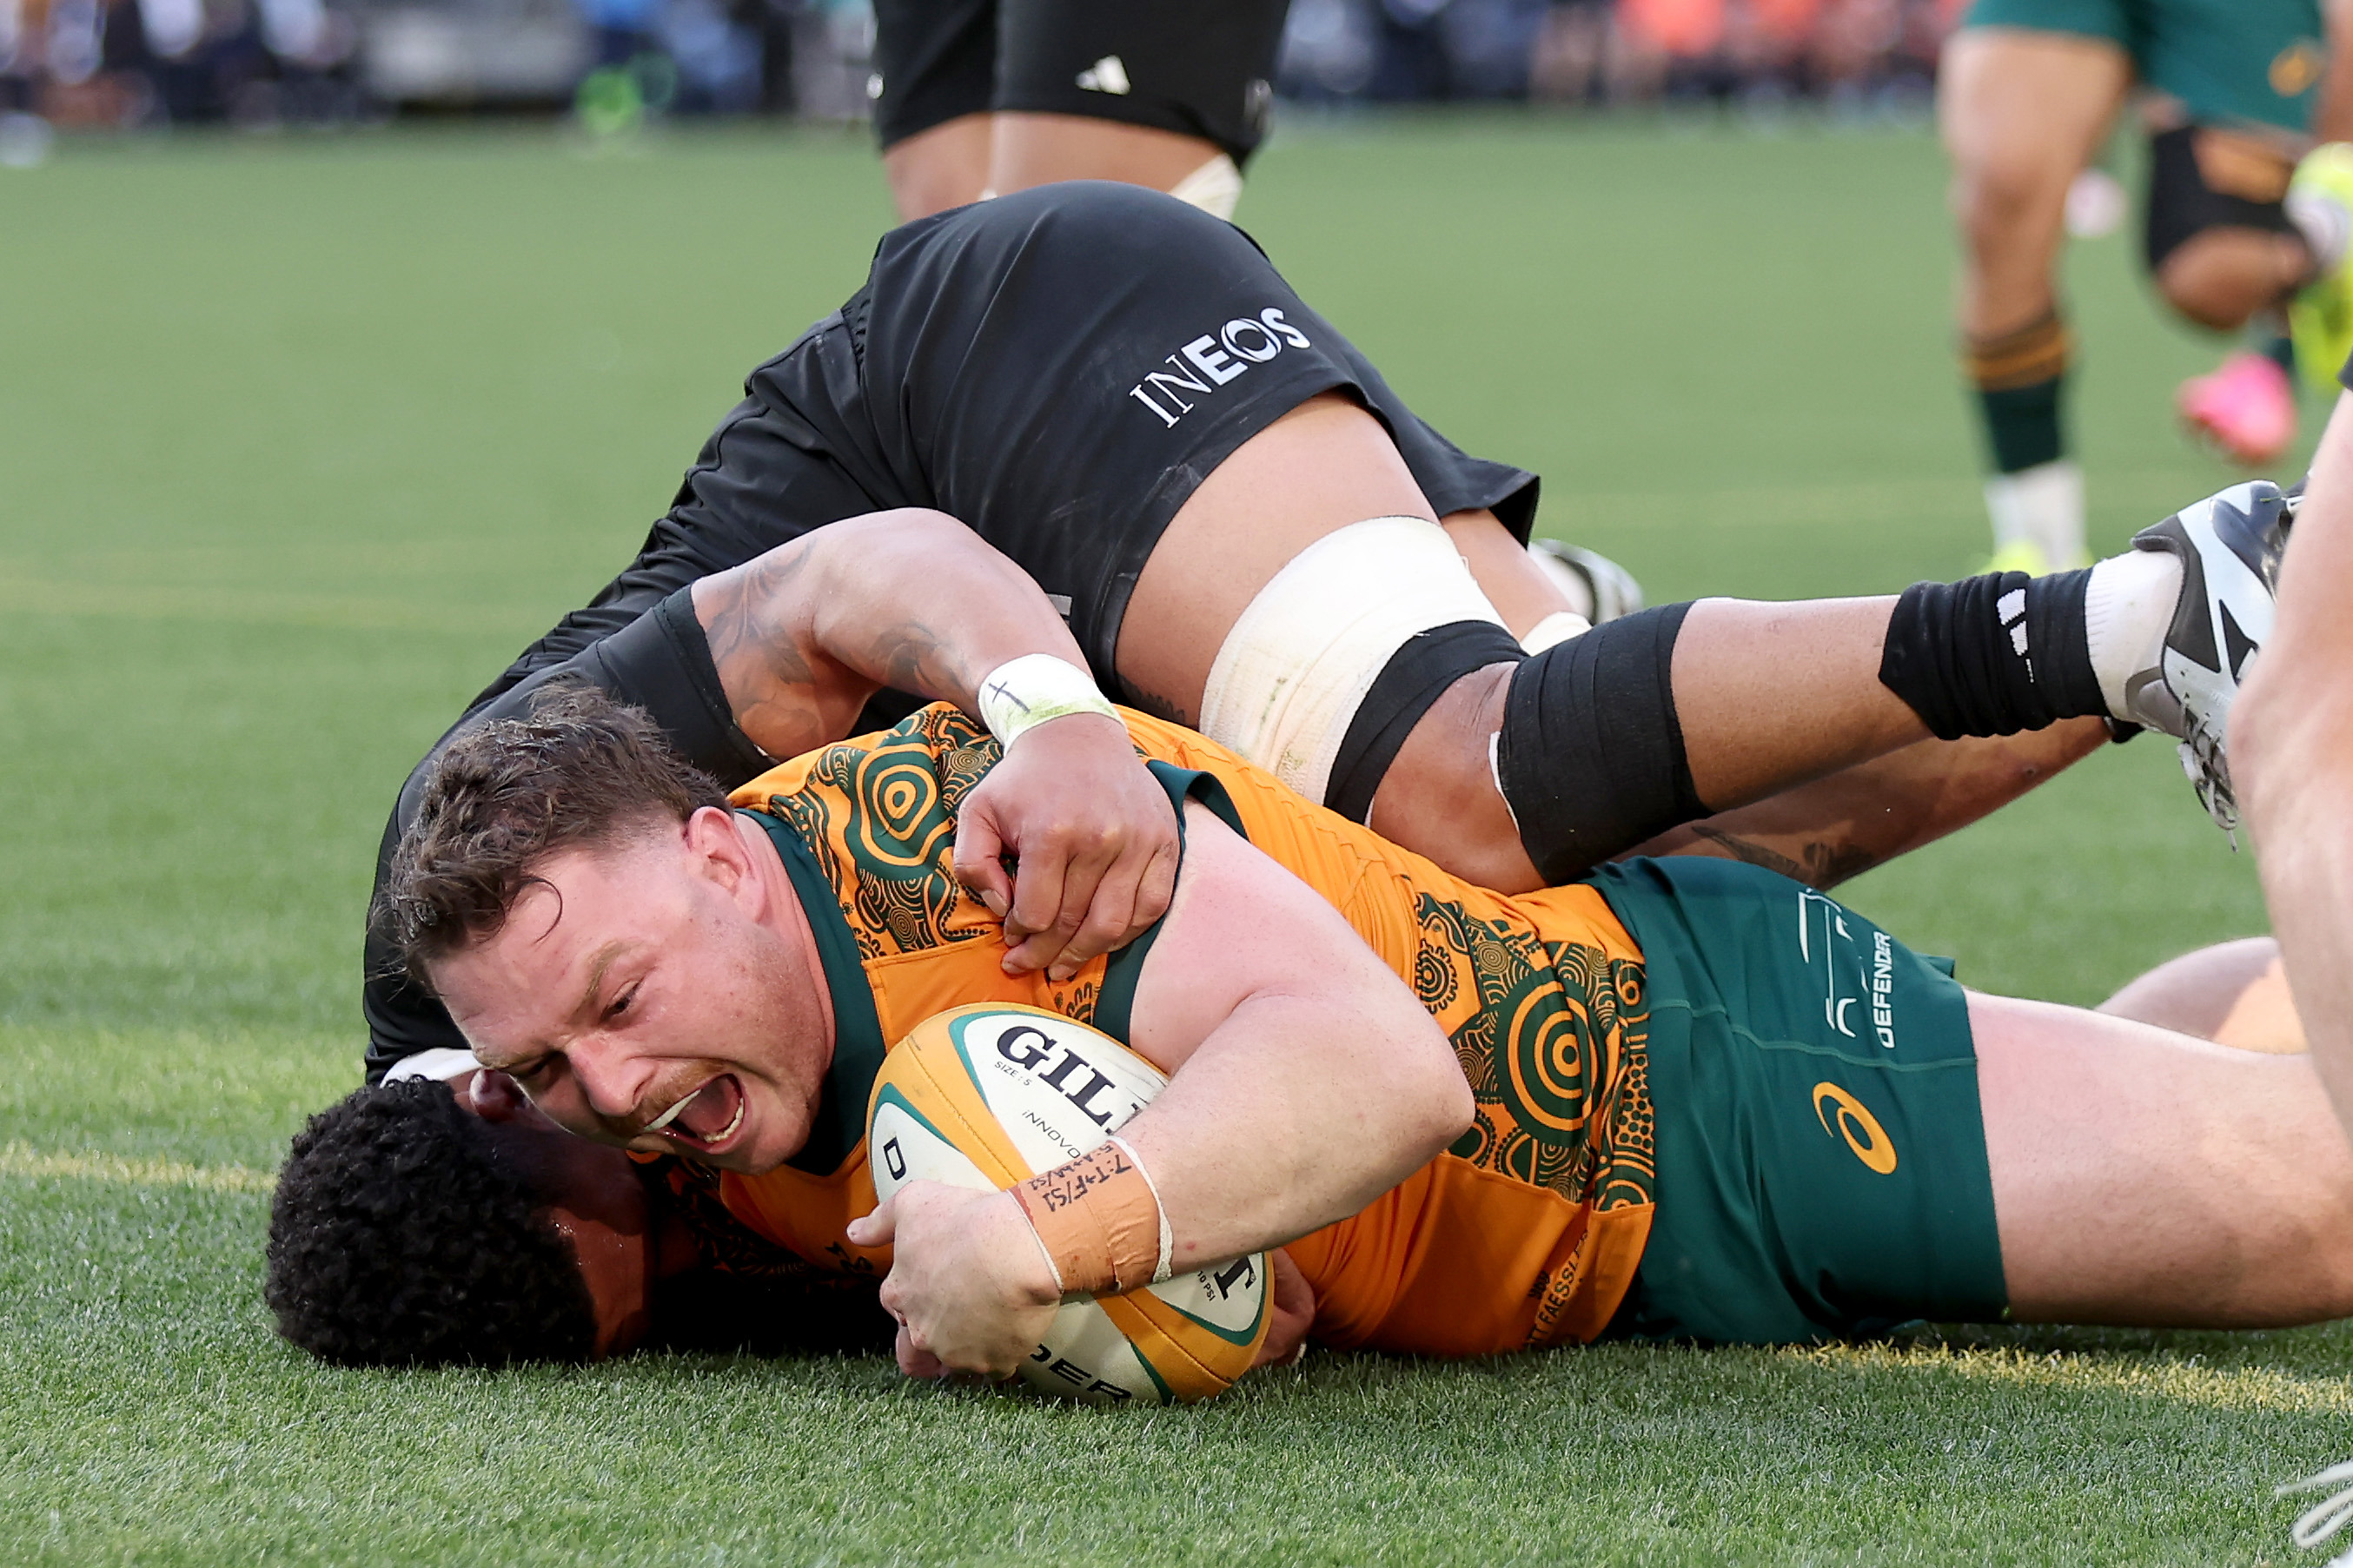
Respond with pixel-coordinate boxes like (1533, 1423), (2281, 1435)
(1952, 151), (2066, 252)
(2153, 236), (2276, 330)
(1363, 662), (1536, 891)
(2144, 126), (2297, 327)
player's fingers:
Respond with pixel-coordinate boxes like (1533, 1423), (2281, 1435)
(1130, 837), (1179, 930)
(896, 1326), (947, 1379)
(1003, 840), (1070, 953)
(1029, 836), (1121, 979)
(951, 808), (1012, 920)
(1038, 833), (1180, 980)
(843, 1193), (896, 1247)
(1044, 853), (1139, 982)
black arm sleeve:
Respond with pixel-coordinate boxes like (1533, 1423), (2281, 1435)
(361, 589), (776, 1083)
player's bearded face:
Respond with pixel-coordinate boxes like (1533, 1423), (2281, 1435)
(433, 824), (831, 1174)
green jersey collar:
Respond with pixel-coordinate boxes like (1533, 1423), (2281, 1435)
(740, 809), (888, 1176)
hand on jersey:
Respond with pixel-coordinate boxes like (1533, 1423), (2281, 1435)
(954, 712), (1180, 982)
(1254, 1248), (1317, 1370)
(847, 1181), (1062, 1380)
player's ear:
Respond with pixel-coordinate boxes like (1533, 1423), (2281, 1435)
(466, 1068), (530, 1123)
(680, 805), (757, 901)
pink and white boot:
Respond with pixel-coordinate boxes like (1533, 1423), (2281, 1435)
(2177, 351), (2297, 467)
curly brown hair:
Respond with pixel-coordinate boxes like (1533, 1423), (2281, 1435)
(375, 683), (727, 988)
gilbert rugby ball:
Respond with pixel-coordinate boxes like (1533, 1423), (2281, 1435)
(867, 1004), (1270, 1405)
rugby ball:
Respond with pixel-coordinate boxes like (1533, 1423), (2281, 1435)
(866, 1003), (1270, 1405)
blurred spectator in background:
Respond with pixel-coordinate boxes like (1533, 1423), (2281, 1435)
(0, 0), (1969, 153)
(1283, 0), (1954, 109)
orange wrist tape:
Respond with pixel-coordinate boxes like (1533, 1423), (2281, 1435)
(1010, 1140), (1166, 1297)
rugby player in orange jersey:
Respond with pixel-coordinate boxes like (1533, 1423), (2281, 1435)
(269, 662), (2353, 1375)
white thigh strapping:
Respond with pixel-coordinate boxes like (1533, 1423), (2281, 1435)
(1196, 514), (1506, 804)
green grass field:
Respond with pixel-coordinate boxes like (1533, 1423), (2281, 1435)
(2, 116), (2344, 1565)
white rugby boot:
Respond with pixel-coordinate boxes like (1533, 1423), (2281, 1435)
(2118, 479), (2296, 832)
(2277, 1457), (2353, 1567)
(1528, 540), (1645, 625)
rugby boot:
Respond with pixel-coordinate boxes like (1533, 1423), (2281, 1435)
(1528, 539), (1644, 624)
(2121, 479), (2296, 832)
(2277, 1456), (2353, 1566)
(2177, 350), (2297, 467)
(2288, 142), (2353, 394)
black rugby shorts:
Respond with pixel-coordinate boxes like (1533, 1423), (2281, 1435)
(489, 182), (1535, 705)
(870, 0), (1292, 167)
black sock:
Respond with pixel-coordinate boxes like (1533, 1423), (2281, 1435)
(1978, 377), (2065, 473)
(1877, 569), (2106, 740)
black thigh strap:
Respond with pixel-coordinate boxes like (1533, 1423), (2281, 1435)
(1325, 619), (1527, 824)
(1495, 603), (1700, 884)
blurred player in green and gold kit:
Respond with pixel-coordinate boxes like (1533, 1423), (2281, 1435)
(1944, 0), (2353, 563)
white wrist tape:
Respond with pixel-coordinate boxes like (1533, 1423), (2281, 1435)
(1105, 1135), (1176, 1284)
(976, 654), (1117, 750)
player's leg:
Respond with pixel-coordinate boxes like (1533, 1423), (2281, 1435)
(872, 0), (999, 220)
(1940, 23), (2130, 571)
(1135, 389), (2281, 893)
(2151, 124), (2315, 465)
(1594, 858), (2353, 1341)
(2142, 0), (2349, 457)
(1628, 722), (2111, 889)
(985, 0), (1288, 217)
(882, 115), (993, 222)
(1975, 991), (2353, 1326)
(2096, 936), (2304, 1051)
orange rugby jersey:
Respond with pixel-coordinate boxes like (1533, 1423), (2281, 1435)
(696, 703), (1656, 1353)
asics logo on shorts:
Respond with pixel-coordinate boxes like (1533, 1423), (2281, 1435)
(1126, 308), (1314, 428)
(1813, 1082), (1898, 1175)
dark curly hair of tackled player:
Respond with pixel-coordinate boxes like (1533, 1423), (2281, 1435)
(265, 1079), (595, 1366)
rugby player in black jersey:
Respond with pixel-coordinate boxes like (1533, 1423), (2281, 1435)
(871, 0), (1289, 222)
(366, 181), (2260, 1090)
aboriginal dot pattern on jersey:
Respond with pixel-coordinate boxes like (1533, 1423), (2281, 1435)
(753, 708), (1105, 1022)
(1420, 896), (1655, 1214)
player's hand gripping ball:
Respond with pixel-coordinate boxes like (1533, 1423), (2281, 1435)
(867, 1004), (1270, 1405)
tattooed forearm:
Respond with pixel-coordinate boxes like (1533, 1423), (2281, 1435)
(1118, 685), (1190, 726)
(872, 619), (964, 705)
(694, 509), (1098, 760)
(1686, 823), (1882, 890)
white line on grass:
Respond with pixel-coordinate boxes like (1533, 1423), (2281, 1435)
(0, 1141), (273, 1194)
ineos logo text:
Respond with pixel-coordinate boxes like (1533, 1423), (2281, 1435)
(1126, 308), (1313, 427)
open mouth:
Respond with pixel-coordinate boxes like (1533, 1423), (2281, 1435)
(643, 1074), (746, 1150)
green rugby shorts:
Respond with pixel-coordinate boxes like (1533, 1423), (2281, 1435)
(1962, 0), (2324, 134)
(1588, 857), (2007, 1345)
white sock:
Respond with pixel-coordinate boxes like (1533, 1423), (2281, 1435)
(2084, 549), (2183, 720)
(1168, 155), (1243, 221)
(2289, 186), (2352, 279)
(1985, 460), (2086, 569)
